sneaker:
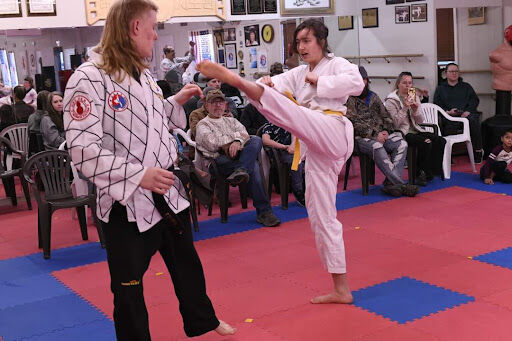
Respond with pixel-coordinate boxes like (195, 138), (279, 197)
(292, 189), (306, 207)
(226, 168), (249, 186)
(415, 170), (428, 187)
(474, 150), (484, 164)
(257, 210), (281, 227)
(380, 184), (403, 197)
(401, 184), (420, 197)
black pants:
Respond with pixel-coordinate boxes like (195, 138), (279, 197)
(103, 202), (219, 340)
(488, 161), (512, 183)
(406, 132), (446, 177)
(440, 113), (482, 150)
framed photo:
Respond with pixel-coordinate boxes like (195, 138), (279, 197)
(338, 16), (354, 31)
(362, 8), (379, 28)
(231, 0), (246, 15)
(411, 3), (427, 22)
(280, 0), (334, 15)
(218, 49), (225, 65)
(247, 0), (262, 14)
(468, 7), (485, 25)
(213, 29), (224, 48)
(263, 0), (277, 13)
(224, 28), (236, 42)
(244, 25), (260, 47)
(225, 43), (237, 69)
(395, 5), (410, 24)
(386, 0), (404, 4)
(26, 0), (57, 16)
(0, 0), (22, 18)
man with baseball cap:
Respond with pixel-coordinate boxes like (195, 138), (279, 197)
(345, 66), (419, 197)
(195, 90), (280, 227)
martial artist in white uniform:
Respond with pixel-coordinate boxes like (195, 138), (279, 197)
(63, 0), (235, 339)
(198, 19), (364, 304)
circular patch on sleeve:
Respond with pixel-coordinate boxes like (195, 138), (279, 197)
(69, 95), (92, 121)
(108, 91), (129, 112)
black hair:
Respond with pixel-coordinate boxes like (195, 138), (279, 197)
(501, 129), (512, 137)
(37, 90), (50, 111)
(24, 76), (34, 88)
(163, 46), (174, 54)
(446, 62), (459, 70)
(0, 104), (15, 125)
(293, 19), (330, 56)
(13, 86), (26, 101)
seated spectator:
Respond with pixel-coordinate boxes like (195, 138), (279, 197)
(0, 104), (16, 132)
(189, 86), (220, 160)
(346, 67), (419, 197)
(40, 91), (65, 149)
(261, 122), (305, 206)
(195, 90), (280, 227)
(0, 82), (12, 106)
(434, 63), (483, 163)
(196, 74), (238, 117)
(28, 90), (50, 133)
(240, 63), (284, 135)
(240, 103), (268, 135)
(23, 76), (37, 109)
(13, 86), (34, 123)
(385, 72), (446, 186)
(164, 69), (184, 96)
(480, 129), (512, 184)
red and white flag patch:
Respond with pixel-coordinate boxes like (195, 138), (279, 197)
(69, 95), (92, 121)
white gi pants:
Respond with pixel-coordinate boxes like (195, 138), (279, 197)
(251, 85), (353, 273)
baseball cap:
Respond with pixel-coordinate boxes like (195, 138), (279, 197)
(358, 66), (368, 80)
(205, 89), (226, 103)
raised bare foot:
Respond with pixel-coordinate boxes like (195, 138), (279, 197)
(215, 320), (237, 336)
(310, 291), (354, 304)
(197, 60), (241, 87)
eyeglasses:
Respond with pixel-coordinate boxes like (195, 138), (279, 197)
(208, 100), (225, 105)
(447, 70), (459, 73)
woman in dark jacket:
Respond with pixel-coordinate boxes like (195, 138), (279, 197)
(40, 91), (65, 149)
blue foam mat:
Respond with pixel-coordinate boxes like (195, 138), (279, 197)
(475, 247), (512, 269)
(27, 319), (116, 341)
(0, 274), (70, 310)
(0, 294), (111, 340)
(353, 276), (475, 323)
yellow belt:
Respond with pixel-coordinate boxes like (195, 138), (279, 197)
(282, 91), (344, 171)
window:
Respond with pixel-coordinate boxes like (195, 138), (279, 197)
(190, 30), (215, 63)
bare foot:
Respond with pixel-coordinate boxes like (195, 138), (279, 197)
(197, 60), (241, 88)
(215, 320), (237, 336)
(310, 291), (354, 304)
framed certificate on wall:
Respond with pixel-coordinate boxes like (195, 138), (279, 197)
(231, 0), (246, 15)
(26, 0), (57, 16)
(0, 0), (22, 18)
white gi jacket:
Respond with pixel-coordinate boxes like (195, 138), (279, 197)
(64, 49), (189, 232)
(270, 54), (362, 114)
(160, 54), (194, 82)
(24, 88), (37, 109)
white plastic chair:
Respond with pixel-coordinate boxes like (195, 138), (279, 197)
(420, 103), (476, 179)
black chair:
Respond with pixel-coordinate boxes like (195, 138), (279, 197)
(0, 136), (32, 209)
(209, 158), (248, 223)
(23, 150), (106, 259)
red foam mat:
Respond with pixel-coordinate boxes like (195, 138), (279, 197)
(49, 186), (512, 340)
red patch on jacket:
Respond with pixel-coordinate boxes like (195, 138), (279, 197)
(70, 95), (92, 121)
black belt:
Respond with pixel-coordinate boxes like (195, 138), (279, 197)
(152, 165), (191, 235)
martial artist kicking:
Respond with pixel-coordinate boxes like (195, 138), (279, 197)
(198, 19), (364, 304)
(63, 0), (235, 339)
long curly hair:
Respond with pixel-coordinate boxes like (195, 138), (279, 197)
(97, 0), (158, 82)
